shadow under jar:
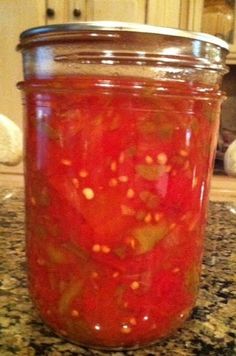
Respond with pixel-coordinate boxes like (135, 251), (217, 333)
(17, 22), (228, 350)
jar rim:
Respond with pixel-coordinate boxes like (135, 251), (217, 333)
(19, 21), (229, 51)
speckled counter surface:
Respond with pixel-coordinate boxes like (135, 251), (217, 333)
(0, 186), (235, 356)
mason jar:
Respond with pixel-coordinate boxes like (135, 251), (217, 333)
(17, 22), (228, 350)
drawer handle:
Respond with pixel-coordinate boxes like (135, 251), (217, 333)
(73, 8), (82, 18)
(46, 8), (55, 18)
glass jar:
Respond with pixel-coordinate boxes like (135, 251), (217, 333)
(202, 0), (234, 43)
(17, 22), (228, 350)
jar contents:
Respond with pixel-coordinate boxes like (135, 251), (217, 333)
(24, 75), (221, 349)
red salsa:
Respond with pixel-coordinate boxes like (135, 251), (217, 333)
(23, 75), (221, 349)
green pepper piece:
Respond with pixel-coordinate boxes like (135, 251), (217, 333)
(58, 279), (82, 315)
(133, 222), (169, 254)
(114, 246), (127, 259)
(115, 285), (125, 304)
(37, 186), (51, 207)
(185, 266), (200, 296)
(135, 209), (146, 221)
(108, 114), (121, 131)
(33, 224), (47, 239)
(158, 122), (174, 138)
(138, 120), (174, 139)
(139, 190), (160, 209)
(41, 123), (62, 141)
(46, 244), (67, 264)
(136, 164), (166, 181)
(64, 241), (89, 262)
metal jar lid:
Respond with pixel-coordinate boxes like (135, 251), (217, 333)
(19, 21), (229, 50)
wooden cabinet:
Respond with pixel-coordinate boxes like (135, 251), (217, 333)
(0, 0), (147, 175)
(1, 0), (235, 175)
(46, 0), (87, 24)
(0, 0), (44, 131)
(0, 0), (45, 174)
(179, 0), (236, 63)
(45, 0), (146, 24)
(146, 0), (182, 28)
(86, 0), (146, 22)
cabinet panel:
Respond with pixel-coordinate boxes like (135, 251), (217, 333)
(179, 0), (203, 31)
(201, 0), (236, 63)
(46, 0), (69, 24)
(0, 0), (45, 129)
(202, 0), (234, 43)
(0, 0), (45, 174)
(86, 0), (146, 23)
(180, 0), (236, 63)
(68, 0), (87, 22)
(147, 0), (181, 28)
(46, 0), (86, 24)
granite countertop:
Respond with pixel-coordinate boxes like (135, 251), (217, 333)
(0, 187), (235, 356)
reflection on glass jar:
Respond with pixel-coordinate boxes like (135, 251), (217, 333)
(202, 0), (234, 43)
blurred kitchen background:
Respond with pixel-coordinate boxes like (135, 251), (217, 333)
(0, 0), (235, 199)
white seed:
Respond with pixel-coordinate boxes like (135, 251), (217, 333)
(121, 325), (132, 334)
(145, 155), (153, 164)
(154, 213), (162, 222)
(118, 175), (129, 183)
(130, 281), (140, 290)
(31, 196), (36, 206)
(72, 178), (79, 188)
(179, 149), (188, 157)
(92, 244), (101, 252)
(192, 177), (198, 188)
(61, 159), (72, 166)
(165, 165), (172, 173)
(121, 205), (135, 216)
(126, 238), (136, 249)
(119, 152), (125, 163)
(170, 223), (176, 230)
(79, 169), (88, 178)
(71, 309), (79, 317)
(144, 213), (152, 223)
(129, 317), (137, 326)
(112, 272), (119, 278)
(126, 188), (135, 198)
(101, 245), (111, 254)
(82, 187), (94, 200)
(110, 161), (117, 172)
(157, 153), (168, 165)
(109, 178), (118, 187)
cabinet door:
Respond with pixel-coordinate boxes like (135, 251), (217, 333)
(201, 0), (236, 63)
(179, 0), (203, 31)
(86, 0), (146, 23)
(0, 0), (45, 174)
(146, 0), (182, 28)
(68, 0), (87, 22)
(46, 0), (69, 24)
(180, 0), (236, 63)
(46, 1), (86, 24)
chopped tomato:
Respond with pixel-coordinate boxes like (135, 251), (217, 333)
(24, 75), (221, 348)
